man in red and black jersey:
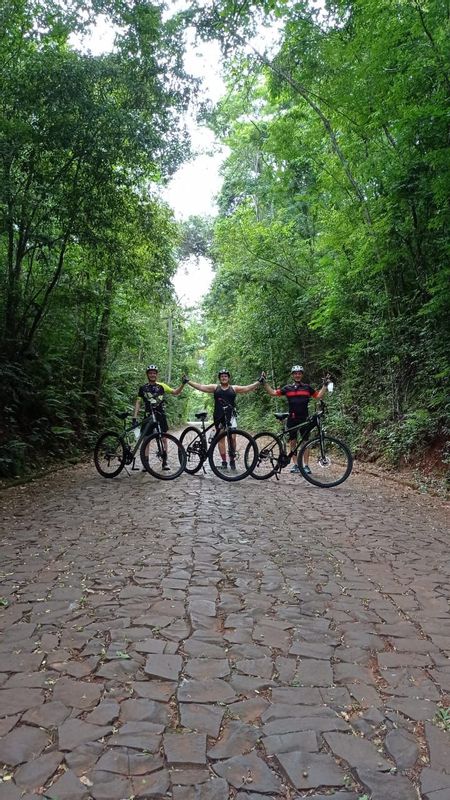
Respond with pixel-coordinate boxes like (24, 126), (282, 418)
(262, 365), (327, 473)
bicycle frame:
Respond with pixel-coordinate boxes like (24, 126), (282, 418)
(119, 404), (164, 466)
(274, 404), (325, 471)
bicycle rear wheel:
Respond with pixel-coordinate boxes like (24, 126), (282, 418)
(298, 435), (353, 488)
(209, 429), (257, 482)
(140, 433), (186, 480)
(249, 432), (283, 480)
(94, 431), (126, 478)
(179, 426), (206, 475)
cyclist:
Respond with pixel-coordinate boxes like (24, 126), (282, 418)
(184, 369), (261, 470)
(133, 365), (185, 467)
(261, 365), (328, 474)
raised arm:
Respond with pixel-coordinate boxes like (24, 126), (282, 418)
(185, 379), (216, 393)
(234, 380), (261, 394)
(259, 372), (280, 397)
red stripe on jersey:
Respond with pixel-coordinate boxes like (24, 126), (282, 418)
(285, 390), (311, 397)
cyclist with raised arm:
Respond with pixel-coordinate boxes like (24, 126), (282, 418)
(261, 365), (328, 474)
(184, 369), (260, 470)
(133, 365), (185, 467)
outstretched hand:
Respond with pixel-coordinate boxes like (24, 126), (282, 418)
(258, 371), (266, 384)
(182, 375), (189, 385)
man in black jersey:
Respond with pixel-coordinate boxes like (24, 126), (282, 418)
(262, 365), (327, 473)
(185, 369), (260, 469)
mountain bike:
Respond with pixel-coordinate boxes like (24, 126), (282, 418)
(248, 401), (353, 488)
(93, 399), (186, 480)
(179, 407), (257, 482)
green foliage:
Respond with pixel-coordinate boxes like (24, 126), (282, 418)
(0, 0), (197, 477)
(194, 0), (449, 470)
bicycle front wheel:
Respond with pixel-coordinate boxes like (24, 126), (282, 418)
(298, 435), (353, 488)
(249, 432), (283, 480)
(209, 429), (257, 482)
(140, 433), (186, 480)
(179, 426), (206, 475)
(94, 431), (126, 478)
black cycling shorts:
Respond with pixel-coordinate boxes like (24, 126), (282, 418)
(142, 412), (168, 435)
(287, 417), (311, 441)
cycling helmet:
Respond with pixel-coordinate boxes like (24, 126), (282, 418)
(291, 365), (304, 372)
(146, 364), (158, 372)
(218, 368), (230, 377)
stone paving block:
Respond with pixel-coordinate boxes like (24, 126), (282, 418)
(263, 714), (351, 736)
(0, 715), (20, 737)
(53, 677), (102, 709)
(357, 767), (417, 799)
(297, 659), (333, 686)
(208, 721), (260, 759)
(14, 750), (64, 790)
(387, 697), (439, 721)
(132, 679), (177, 701)
(348, 683), (382, 708)
(421, 767), (450, 799)
(0, 783), (22, 800)
(144, 653), (182, 680)
(90, 773), (133, 800)
(178, 678), (237, 703)
(172, 778), (229, 800)
(107, 721), (163, 751)
(0, 688), (44, 716)
(276, 751), (347, 790)
(213, 751), (282, 792)
(85, 699), (120, 725)
(185, 658), (230, 679)
(424, 722), (450, 772)
(164, 732), (207, 764)
(132, 769), (170, 799)
(235, 657), (273, 678)
(385, 728), (419, 768)
(170, 768), (210, 785)
(0, 726), (49, 766)
(45, 768), (90, 799)
(226, 697), (269, 722)
(95, 749), (163, 775)
(271, 687), (322, 705)
(0, 653), (44, 673)
(180, 703), (224, 737)
(324, 732), (391, 771)
(119, 698), (169, 724)
(65, 742), (104, 774)
(263, 730), (318, 755)
(58, 719), (113, 750)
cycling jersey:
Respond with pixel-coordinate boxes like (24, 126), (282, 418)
(138, 382), (174, 415)
(213, 385), (236, 425)
(275, 382), (319, 422)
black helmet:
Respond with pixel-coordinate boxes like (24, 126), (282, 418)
(146, 364), (158, 372)
(218, 368), (230, 377)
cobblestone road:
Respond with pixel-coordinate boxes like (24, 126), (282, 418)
(0, 459), (449, 800)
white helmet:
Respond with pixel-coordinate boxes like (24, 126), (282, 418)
(291, 365), (304, 372)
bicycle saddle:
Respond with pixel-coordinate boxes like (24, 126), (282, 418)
(274, 412), (289, 421)
(116, 411), (130, 420)
(195, 411), (208, 420)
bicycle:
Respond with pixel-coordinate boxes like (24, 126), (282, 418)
(248, 401), (353, 488)
(93, 399), (186, 480)
(179, 406), (257, 482)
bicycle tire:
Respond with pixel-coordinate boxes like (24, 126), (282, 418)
(248, 431), (283, 480)
(140, 432), (186, 480)
(209, 428), (257, 482)
(298, 435), (353, 488)
(94, 431), (126, 478)
(179, 426), (206, 475)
